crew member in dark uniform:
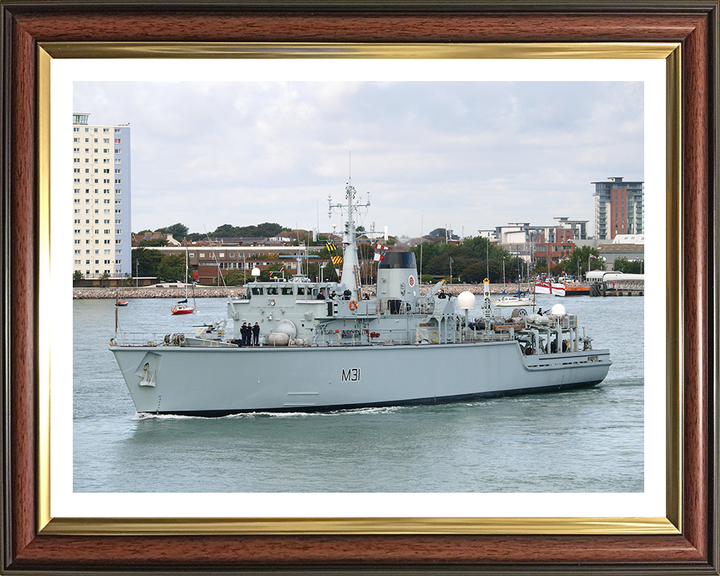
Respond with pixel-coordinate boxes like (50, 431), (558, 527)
(252, 322), (260, 346)
(241, 322), (249, 346)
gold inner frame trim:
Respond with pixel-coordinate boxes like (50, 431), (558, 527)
(37, 41), (682, 537)
(41, 41), (679, 60)
(43, 516), (678, 536)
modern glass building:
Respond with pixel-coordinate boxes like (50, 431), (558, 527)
(592, 176), (644, 240)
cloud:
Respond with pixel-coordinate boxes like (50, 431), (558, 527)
(73, 80), (644, 237)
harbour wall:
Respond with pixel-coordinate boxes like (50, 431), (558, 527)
(73, 283), (538, 300)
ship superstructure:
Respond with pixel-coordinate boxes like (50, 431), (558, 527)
(110, 180), (611, 415)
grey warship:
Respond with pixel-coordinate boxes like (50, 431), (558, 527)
(110, 181), (611, 415)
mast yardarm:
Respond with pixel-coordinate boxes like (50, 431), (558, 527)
(328, 182), (370, 302)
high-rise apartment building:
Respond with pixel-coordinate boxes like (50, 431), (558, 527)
(72, 113), (131, 279)
(592, 176), (644, 240)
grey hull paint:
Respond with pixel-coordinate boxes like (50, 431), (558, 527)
(111, 341), (611, 415)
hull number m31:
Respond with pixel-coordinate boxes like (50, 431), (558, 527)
(341, 368), (361, 382)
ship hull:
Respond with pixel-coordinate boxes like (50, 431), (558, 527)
(111, 342), (611, 415)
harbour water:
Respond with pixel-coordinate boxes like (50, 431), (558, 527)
(73, 294), (643, 493)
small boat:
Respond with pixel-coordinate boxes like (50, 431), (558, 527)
(171, 298), (195, 315)
(552, 281), (590, 297)
(494, 295), (533, 307)
(116, 287), (128, 306)
(171, 247), (196, 315)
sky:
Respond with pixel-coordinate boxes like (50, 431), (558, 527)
(73, 80), (644, 239)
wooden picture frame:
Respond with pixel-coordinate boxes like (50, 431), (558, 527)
(1, 1), (717, 573)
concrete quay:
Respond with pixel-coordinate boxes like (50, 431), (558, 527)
(73, 286), (246, 299)
(73, 283), (532, 300)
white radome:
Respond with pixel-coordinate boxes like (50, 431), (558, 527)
(457, 291), (476, 310)
(551, 303), (566, 316)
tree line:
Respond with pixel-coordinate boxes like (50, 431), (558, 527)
(135, 222), (292, 246)
(128, 221), (644, 284)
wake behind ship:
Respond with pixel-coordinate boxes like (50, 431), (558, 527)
(110, 181), (611, 415)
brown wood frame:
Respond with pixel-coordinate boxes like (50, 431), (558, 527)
(1, 1), (717, 573)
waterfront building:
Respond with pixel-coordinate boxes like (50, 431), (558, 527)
(595, 233), (644, 270)
(592, 176), (644, 240)
(489, 218), (588, 268)
(73, 113), (131, 279)
(596, 242), (645, 269)
(139, 245), (321, 284)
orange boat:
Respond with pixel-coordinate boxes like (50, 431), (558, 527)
(552, 281), (590, 297)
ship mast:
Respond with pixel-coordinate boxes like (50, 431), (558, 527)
(328, 180), (370, 302)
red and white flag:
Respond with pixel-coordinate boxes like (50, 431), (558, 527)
(374, 243), (388, 251)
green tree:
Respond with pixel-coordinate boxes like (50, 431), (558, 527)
(558, 245), (603, 277)
(614, 257), (643, 273)
(459, 262), (486, 283)
(156, 254), (186, 282)
(259, 263), (285, 282)
(73, 270), (83, 281)
(212, 224), (240, 237)
(322, 262), (339, 283)
(163, 223), (189, 239)
(613, 257), (629, 272)
(626, 260), (644, 274)
(138, 238), (168, 247)
(223, 269), (246, 286)
(534, 258), (549, 274)
(210, 222), (287, 238)
(132, 247), (164, 277)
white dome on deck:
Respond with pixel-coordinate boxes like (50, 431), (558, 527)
(458, 291), (476, 310)
(551, 303), (566, 316)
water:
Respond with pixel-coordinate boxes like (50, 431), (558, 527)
(73, 294), (643, 493)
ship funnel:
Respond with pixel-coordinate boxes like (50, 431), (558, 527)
(376, 252), (419, 312)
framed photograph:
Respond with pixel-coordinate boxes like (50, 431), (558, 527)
(1, 1), (717, 573)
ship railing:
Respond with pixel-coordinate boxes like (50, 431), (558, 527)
(111, 332), (233, 348)
(464, 330), (514, 343)
(111, 332), (162, 347)
(309, 325), (512, 347)
(527, 315), (578, 330)
(546, 315), (578, 329)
